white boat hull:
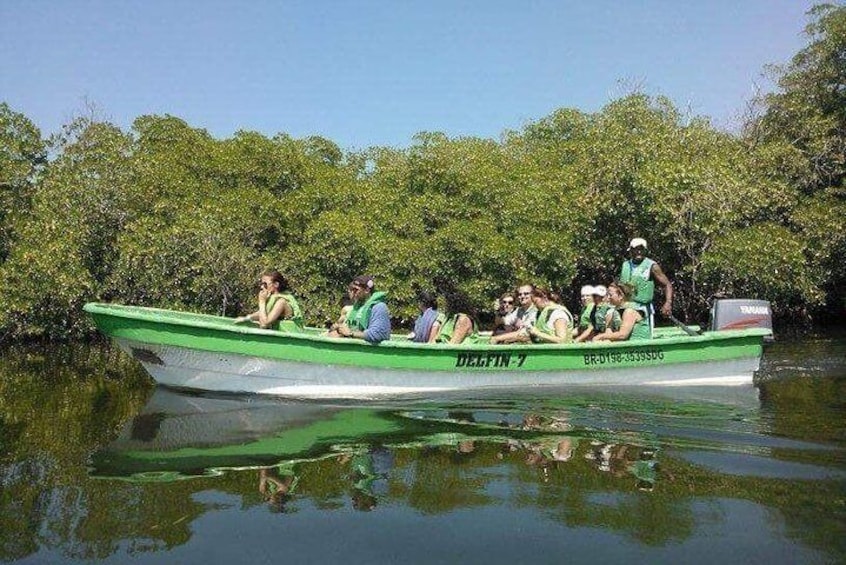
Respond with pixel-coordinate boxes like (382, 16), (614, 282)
(116, 338), (760, 399)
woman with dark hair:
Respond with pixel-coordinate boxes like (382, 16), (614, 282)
(526, 286), (574, 344)
(435, 288), (479, 345)
(492, 291), (516, 336)
(411, 290), (445, 343)
(236, 270), (303, 330)
(593, 281), (650, 341)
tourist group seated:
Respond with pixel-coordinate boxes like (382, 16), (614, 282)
(238, 269), (653, 344)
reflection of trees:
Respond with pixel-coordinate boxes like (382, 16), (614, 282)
(0, 344), (152, 561)
(393, 443), (493, 514)
(0, 460), (42, 560)
(759, 374), (846, 444)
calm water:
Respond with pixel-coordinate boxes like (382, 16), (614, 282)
(1, 331), (844, 565)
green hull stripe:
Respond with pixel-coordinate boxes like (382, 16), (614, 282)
(84, 303), (766, 373)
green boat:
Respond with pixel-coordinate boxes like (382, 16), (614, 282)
(84, 299), (772, 398)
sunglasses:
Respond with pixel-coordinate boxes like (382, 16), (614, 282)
(501, 299), (514, 305)
(260, 282), (270, 289)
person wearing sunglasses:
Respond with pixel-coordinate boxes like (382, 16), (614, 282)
(490, 284), (538, 345)
(329, 275), (391, 344)
(491, 292), (516, 336)
(235, 270), (303, 330)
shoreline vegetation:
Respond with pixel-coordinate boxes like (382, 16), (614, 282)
(1, 5), (844, 342)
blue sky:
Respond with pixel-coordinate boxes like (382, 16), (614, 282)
(1, 0), (817, 150)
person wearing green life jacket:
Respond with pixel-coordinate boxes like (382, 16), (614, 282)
(235, 270), (303, 330)
(591, 285), (622, 337)
(578, 285), (596, 331)
(331, 275), (391, 344)
(593, 282), (651, 342)
(619, 238), (673, 336)
(526, 286), (575, 344)
(574, 285), (599, 342)
(435, 287), (479, 345)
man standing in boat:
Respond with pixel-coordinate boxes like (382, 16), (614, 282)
(332, 275), (392, 344)
(619, 238), (673, 336)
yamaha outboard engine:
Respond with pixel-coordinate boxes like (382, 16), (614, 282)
(709, 299), (774, 341)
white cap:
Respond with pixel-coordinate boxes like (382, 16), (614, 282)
(580, 285), (595, 296)
(593, 285), (607, 297)
(629, 237), (647, 249)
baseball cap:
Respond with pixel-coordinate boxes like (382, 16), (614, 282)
(629, 238), (648, 249)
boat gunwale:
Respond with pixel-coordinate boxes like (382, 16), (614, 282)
(83, 302), (771, 352)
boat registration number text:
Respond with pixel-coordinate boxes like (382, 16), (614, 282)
(583, 349), (665, 366)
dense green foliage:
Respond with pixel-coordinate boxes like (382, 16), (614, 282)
(0, 6), (843, 339)
(743, 3), (846, 316)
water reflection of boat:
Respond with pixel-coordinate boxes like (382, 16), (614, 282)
(84, 301), (773, 398)
(92, 386), (758, 486)
(91, 388), (405, 479)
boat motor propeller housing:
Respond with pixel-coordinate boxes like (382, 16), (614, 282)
(709, 299), (774, 342)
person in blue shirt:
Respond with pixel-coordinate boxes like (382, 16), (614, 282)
(332, 275), (392, 344)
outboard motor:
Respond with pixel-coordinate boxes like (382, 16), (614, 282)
(709, 299), (774, 342)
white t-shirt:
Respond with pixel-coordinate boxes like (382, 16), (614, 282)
(504, 306), (537, 328)
(545, 308), (572, 330)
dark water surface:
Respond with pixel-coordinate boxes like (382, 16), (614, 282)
(1, 331), (844, 564)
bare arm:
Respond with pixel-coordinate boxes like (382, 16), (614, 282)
(594, 309), (641, 341)
(449, 315), (473, 344)
(574, 324), (594, 343)
(427, 321), (441, 343)
(651, 263), (673, 317)
(259, 296), (291, 328)
(235, 311), (259, 323)
(529, 317), (572, 344)
(490, 328), (530, 344)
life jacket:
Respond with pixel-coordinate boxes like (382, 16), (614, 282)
(533, 303), (574, 342)
(263, 293), (304, 331)
(620, 258), (656, 305)
(618, 302), (651, 340)
(594, 303), (621, 333)
(579, 303), (595, 331)
(436, 314), (479, 344)
(279, 293), (303, 327)
(345, 291), (388, 331)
